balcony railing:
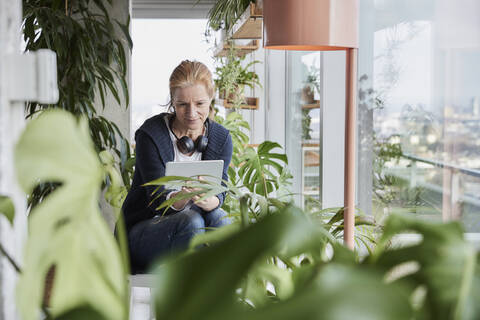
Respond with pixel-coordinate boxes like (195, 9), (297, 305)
(388, 153), (480, 222)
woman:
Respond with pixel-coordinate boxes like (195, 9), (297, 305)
(122, 60), (233, 274)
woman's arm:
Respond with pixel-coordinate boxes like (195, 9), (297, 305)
(135, 131), (176, 210)
(217, 132), (233, 206)
(195, 132), (233, 211)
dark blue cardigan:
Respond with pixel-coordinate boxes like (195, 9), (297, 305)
(121, 113), (233, 232)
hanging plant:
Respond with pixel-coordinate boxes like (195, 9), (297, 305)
(22, 0), (133, 208)
(201, 0), (254, 32)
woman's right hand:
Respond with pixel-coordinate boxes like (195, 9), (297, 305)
(171, 187), (191, 210)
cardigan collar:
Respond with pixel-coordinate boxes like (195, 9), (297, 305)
(137, 113), (226, 165)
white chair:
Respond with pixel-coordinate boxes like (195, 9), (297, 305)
(129, 274), (155, 320)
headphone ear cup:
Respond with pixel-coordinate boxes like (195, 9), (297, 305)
(177, 136), (195, 154)
(196, 135), (208, 152)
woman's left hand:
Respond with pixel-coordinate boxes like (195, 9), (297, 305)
(192, 194), (220, 211)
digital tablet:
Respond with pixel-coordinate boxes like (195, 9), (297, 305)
(165, 160), (224, 188)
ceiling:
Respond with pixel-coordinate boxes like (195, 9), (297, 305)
(132, 0), (216, 19)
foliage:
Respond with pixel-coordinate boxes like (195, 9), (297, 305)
(9, 79), (477, 320)
(358, 74), (385, 111)
(214, 111), (250, 181)
(22, 0), (134, 208)
(301, 109), (312, 140)
(305, 64), (321, 97)
(214, 45), (261, 107)
(0, 195), (15, 225)
(200, 0), (254, 32)
(14, 110), (128, 320)
(372, 134), (432, 214)
(370, 214), (480, 319)
(310, 206), (378, 254)
(372, 134), (403, 206)
(237, 141), (288, 197)
(213, 110), (292, 221)
(149, 202), (479, 320)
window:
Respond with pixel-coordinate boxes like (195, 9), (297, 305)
(285, 51), (322, 210)
(360, 0), (480, 231)
(131, 19), (215, 142)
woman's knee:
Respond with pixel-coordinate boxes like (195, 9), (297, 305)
(204, 208), (232, 228)
(177, 208), (206, 234)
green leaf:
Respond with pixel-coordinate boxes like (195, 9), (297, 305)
(54, 305), (107, 320)
(231, 264), (413, 320)
(153, 205), (322, 320)
(0, 195), (15, 225)
(371, 214), (480, 320)
(188, 223), (241, 250)
(114, 19), (133, 50)
(152, 204), (413, 320)
(14, 110), (127, 320)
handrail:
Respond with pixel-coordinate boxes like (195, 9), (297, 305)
(401, 153), (480, 178)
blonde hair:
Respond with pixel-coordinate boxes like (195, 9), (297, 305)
(169, 60), (215, 110)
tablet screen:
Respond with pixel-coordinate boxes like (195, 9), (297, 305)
(165, 160), (224, 188)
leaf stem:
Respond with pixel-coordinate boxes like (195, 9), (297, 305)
(0, 243), (21, 273)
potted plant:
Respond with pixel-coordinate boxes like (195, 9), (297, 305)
(203, 0), (258, 34)
(214, 45), (262, 109)
(22, 0), (134, 209)
(302, 65), (321, 105)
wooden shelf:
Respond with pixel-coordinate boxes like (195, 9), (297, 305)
(214, 39), (260, 57)
(229, 1), (263, 39)
(301, 102), (320, 110)
(302, 143), (320, 147)
(216, 97), (259, 110)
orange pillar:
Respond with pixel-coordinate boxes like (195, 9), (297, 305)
(344, 48), (358, 250)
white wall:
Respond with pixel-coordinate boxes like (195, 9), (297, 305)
(245, 45), (267, 145)
(321, 51), (347, 209)
(264, 50), (286, 148)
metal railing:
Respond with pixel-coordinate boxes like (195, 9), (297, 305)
(394, 153), (480, 221)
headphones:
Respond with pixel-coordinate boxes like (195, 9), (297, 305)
(168, 115), (209, 154)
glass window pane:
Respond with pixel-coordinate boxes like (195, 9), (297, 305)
(285, 51), (321, 210)
(360, 0), (480, 231)
(131, 19), (214, 142)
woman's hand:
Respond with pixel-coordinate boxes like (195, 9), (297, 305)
(170, 187), (190, 210)
(190, 176), (220, 211)
(192, 194), (219, 211)
(171, 185), (219, 212)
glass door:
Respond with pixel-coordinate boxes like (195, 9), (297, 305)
(286, 51), (322, 210)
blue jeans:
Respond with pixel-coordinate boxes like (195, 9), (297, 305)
(128, 205), (231, 273)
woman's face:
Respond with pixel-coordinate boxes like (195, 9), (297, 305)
(172, 83), (211, 132)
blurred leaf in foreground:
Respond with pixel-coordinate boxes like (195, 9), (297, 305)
(14, 110), (127, 320)
(0, 195), (14, 225)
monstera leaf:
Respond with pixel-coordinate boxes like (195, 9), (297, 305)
(14, 110), (127, 320)
(371, 214), (480, 320)
(238, 141), (288, 196)
(152, 205), (413, 320)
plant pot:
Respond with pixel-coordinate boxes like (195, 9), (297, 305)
(219, 86), (243, 103)
(301, 86), (315, 104)
(218, 96), (259, 110)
